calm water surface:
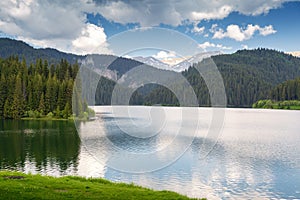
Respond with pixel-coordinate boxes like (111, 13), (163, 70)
(0, 107), (300, 200)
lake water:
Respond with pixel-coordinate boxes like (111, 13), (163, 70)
(0, 107), (300, 199)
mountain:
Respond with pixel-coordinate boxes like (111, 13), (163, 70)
(132, 51), (222, 72)
(132, 56), (170, 70)
(0, 38), (83, 64)
(2, 38), (300, 107)
(81, 54), (164, 82)
(268, 76), (300, 101)
(142, 49), (300, 107)
(189, 49), (300, 106)
(252, 76), (300, 109)
(0, 38), (152, 80)
(213, 48), (300, 86)
(172, 51), (221, 72)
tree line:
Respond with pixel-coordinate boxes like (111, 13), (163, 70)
(252, 77), (300, 109)
(126, 49), (300, 107)
(2, 48), (300, 113)
(0, 56), (90, 119)
(269, 77), (300, 101)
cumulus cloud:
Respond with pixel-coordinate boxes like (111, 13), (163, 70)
(91, 0), (293, 26)
(259, 25), (277, 36)
(198, 42), (232, 50)
(153, 51), (177, 60)
(191, 24), (205, 34)
(72, 24), (111, 55)
(0, 0), (85, 40)
(211, 24), (277, 41)
(0, 0), (288, 54)
(19, 23), (112, 55)
(0, 0), (110, 55)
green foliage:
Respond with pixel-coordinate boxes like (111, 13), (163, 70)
(0, 56), (88, 119)
(87, 108), (95, 117)
(3, 43), (300, 111)
(38, 93), (45, 115)
(186, 48), (300, 107)
(253, 76), (300, 110)
(94, 49), (300, 107)
(62, 103), (71, 119)
(24, 110), (43, 118)
(252, 99), (300, 110)
(46, 112), (54, 118)
(269, 77), (300, 101)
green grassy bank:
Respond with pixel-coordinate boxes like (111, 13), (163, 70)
(0, 171), (202, 200)
(252, 100), (300, 110)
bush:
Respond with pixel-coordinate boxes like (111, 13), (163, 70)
(46, 112), (54, 118)
(24, 110), (42, 118)
(87, 108), (95, 117)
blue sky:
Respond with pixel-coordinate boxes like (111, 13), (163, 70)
(0, 0), (299, 57)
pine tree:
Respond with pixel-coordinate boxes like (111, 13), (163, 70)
(0, 75), (7, 117)
(63, 102), (71, 119)
(38, 93), (45, 115)
(0, 56), (87, 119)
(4, 99), (12, 119)
(11, 74), (25, 119)
(54, 106), (61, 118)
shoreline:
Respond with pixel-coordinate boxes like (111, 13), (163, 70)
(0, 171), (200, 200)
(1, 105), (299, 122)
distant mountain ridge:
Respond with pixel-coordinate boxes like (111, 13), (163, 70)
(132, 56), (170, 70)
(132, 51), (222, 72)
(0, 38), (151, 79)
(172, 51), (222, 72)
(2, 38), (300, 107)
(0, 38), (83, 64)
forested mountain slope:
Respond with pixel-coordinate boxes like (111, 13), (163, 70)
(0, 38), (82, 64)
(1, 38), (300, 107)
(142, 49), (300, 107)
(269, 77), (300, 101)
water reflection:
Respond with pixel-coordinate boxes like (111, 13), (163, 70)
(0, 120), (80, 176)
(1, 108), (300, 199)
(76, 107), (300, 199)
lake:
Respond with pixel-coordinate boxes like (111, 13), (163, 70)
(1, 106), (300, 199)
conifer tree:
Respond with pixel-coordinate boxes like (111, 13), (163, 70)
(38, 93), (45, 115)
(11, 74), (25, 119)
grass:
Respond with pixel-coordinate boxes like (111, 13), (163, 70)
(252, 100), (300, 110)
(0, 171), (201, 200)
(21, 116), (92, 121)
(21, 117), (70, 121)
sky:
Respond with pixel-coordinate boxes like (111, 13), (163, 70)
(0, 0), (300, 59)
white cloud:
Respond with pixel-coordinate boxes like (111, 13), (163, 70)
(72, 24), (111, 55)
(90, 0), (294, 26)
(259, 25), (277, 36)
(191, 24), (205, 34)
(93, 1), (182, 26)
(190, 5), (233, 21)
(0, 0), (111, 55)
(198, 42), (232, 50)
(19, 23), (111, 55)
(212, 24), (276, 41)
(0, 0), (85, 40)
(0, 0), (288, 54)
(153, 51), (177, 60)
(209, 24), (219, 33)
(241, 44), (249, 49)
